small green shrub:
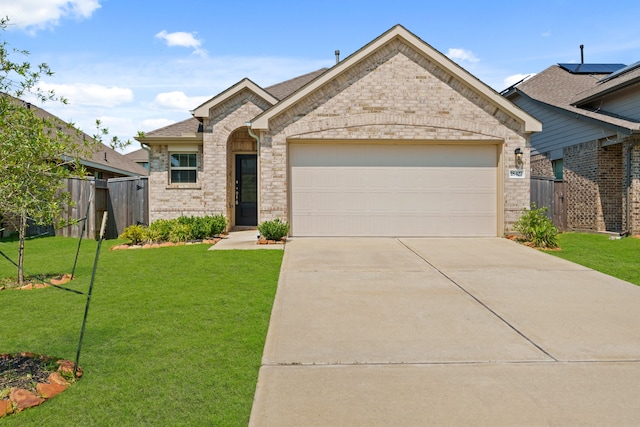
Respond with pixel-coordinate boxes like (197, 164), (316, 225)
(514, 204), (559, 248)
(147, 219), (173, 242)
(119, 224), (147, 245)
(169, 222), (193, 243)
(190, 216), (209, 240)
(206, 214), (227, 237)
(258, 218), (289, 241)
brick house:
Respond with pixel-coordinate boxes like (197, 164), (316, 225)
(137, 25), (540, 237)
(504, 62), (640, 235)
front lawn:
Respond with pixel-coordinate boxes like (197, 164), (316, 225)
(546, 233), (640, 286)
(0, 236), (282, 425)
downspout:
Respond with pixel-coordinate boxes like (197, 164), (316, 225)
(139, 141), (151, 171)
(246, 122), (260, 228)
(626, 139), (640, 235)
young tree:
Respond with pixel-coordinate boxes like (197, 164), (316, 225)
(0, 18), (96, 284)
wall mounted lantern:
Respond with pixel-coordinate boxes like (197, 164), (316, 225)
(514, 148), (523, 169)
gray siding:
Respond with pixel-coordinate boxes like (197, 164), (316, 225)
(512, 96), (615, 158)
(597, 89), (640, 120)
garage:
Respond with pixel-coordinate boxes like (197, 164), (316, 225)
(289, 143), (499, 237)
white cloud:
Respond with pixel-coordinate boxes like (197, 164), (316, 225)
(155, 30), (207, 57)
(541, 31), (552, 37)
(152, 91), (210, 111)
(502, 73), (535, 89)
(446, 48), (480, 64)
(0, 0), (101, 31)
(39, 82), (133, 107)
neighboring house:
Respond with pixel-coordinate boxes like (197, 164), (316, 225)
(503, 62), (640, 235)
(125, 148), (150, 172)
(32, 103), (149, 179)
(0, 102), (148, 238)
(137, 25), (540, 237)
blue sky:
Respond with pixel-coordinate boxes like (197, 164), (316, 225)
(3, 0), (640, 152)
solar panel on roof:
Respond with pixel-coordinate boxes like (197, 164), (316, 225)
(558, 63), (626, 74)
(599, 60), (640, 82)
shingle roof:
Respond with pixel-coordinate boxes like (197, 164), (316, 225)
(264, 68), (329, 100)
(143, 69), (329, 138)
(145, 117), (202, 137)
(29, 102), (148, 176)
(125, 148), (149, 163)
(515, 65), (607, 106)
(513, 64), (640, 132)
(573, 62), (640, 105)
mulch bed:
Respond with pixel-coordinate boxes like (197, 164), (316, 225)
(0, 353), (81, 418)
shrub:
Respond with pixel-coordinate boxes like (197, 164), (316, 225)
(514, 204), (559, 248)
(119, 224), (147, 245)
(258, 218), (289, 241)
(147, 219), (172, 242)
(190, 216), (209, 240)
(205, 214), (227, 237)
(169, 222), (193, 243)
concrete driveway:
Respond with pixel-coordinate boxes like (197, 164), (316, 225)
(249, 238), (640, 426)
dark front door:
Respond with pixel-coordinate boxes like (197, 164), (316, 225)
(235, 154), (258, 226)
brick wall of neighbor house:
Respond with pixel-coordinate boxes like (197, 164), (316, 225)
(599, 143), (623, 232)
(531, 153), (554, 177)
(623, 140), (640, 235)
(564, 140), (603, 231)
(259, 40), (531, 233)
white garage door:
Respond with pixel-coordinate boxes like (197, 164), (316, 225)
(289, 143), (498, 237)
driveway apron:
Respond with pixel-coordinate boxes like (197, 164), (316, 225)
(249, 238), (640, 426)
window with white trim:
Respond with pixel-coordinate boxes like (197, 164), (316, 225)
(170, 152), (197, 183)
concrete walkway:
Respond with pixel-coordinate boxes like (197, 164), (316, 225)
(250, 238), (640, 426)
(208, 229), (284, 250)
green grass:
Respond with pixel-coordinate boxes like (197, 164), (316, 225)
(546, 233), (640, 286)
(0, 236), (283, 426)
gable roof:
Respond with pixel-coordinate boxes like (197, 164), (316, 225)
(192, 78), (278, 118)
(508, 64), (640, 134)
(251, 24), (541, 133)
(140, 70), (329, 139)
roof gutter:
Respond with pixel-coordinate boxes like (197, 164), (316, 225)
(61, 155), (142, 177)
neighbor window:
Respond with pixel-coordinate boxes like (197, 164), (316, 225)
(552, 159), (563, 180)
(170, 153), (197, 183)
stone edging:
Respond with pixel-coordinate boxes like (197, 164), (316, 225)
(0, 274), (73, 292)
(256, 238), (286, 245)
(0, 353), (82, 418)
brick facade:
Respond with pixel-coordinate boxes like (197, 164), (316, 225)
(531, 153), (554, 178)
(259, 40), (531, 233)
(599, 143), (623, 232)
(144, 28), (539, 236)
(623, 140), (640, 234)
(563, 139), (625, 232)
(148, 97), (266, 224)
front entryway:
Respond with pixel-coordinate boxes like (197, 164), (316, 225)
(235, 154), (257, 226)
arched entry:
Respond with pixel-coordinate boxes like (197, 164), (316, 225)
(227, 128), (258, 227)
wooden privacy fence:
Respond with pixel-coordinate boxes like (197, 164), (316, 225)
(25, 176), (148, 240)
(530, 176), (567, 231)
(106, 176), (149, 238)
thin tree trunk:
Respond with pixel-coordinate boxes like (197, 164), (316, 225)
(18, 213), (26, 285)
